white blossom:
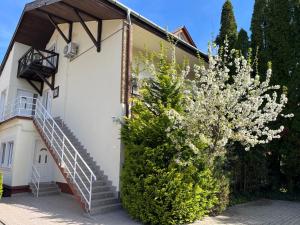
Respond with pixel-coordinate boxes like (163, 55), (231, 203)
(182, 42), (293, 153)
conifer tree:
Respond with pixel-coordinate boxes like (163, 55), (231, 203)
(251, 0), (300, 192)
(250, 0), (271, 78)
(236, 29), (249, 58)
(216, 0), (238, 49)
(279, 0), (300, 192)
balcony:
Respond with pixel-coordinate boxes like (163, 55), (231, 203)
(17, 47), (59, 95)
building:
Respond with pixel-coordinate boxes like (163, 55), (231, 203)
(0, 0), (207, 215)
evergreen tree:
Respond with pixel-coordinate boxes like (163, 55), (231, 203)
(267, 0), (293, 86)
(216, 0), (238, 49)
(279, 0), (300, 192)
(236, 29), (250, 58)
(250, 0), (270, 77)
(251, 0), (300, 193)
(121, 46), (220, 225)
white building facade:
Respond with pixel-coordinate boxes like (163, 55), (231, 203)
(0, 0), (206, 214)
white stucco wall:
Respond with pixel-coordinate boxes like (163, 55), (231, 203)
(0, 119), (38, 187)
(44, 20), (125, 189)
(0, 42), (37, 105)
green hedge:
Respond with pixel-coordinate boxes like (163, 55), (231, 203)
(121, 143), (219, 225)
(120, 47), (222, 225)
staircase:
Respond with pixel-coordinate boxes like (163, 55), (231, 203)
(31, 99), (121, 215)
(54, 117), (121, 215)
(30, 182), (60, 197)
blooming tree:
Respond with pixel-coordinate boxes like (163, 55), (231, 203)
(182, 43), (293, 155)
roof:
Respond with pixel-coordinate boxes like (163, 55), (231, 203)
(173, 26), (197, 48)
(0, 0), (208, 74)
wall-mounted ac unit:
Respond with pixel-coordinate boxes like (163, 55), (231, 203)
(63, 42), (79, 59)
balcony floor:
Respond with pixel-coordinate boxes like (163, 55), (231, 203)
(18, 62), (56, 82)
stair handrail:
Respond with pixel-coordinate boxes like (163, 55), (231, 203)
(33, 99), (97, 180)
(1, 96), (97, 210)
(31, 165), (40, 197)
(32, 98), (97, 210)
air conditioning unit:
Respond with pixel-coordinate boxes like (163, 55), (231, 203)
(63, 42), (78, 59)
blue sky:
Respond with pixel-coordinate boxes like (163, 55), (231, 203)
(0, 0), (254, 61)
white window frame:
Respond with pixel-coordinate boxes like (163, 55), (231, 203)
(0, 140), (14, 169)
(7, 141), (14, 167)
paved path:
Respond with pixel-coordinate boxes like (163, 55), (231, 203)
(0, 194), (300, 225)
(196, 199), (300, 225)
(0, 194), (140, 225)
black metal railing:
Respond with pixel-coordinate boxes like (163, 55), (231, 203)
(17, 47), (59, 77)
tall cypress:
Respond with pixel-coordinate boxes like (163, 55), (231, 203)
(236, 29), (249, 58)
(251, 0), (300, 192)
(280, 0), (300, 192)
(216, 0), (238, 49)
(267, 0), (293, 86)
(250, 0), (270, 77)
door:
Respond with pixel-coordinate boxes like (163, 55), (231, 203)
(16, 89), (34, 116)
(0, 90), (6, 121)
(34, 140), (54, 183)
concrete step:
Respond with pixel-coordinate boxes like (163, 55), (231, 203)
(92, 185), (113, 193)
(89, 203), (122, 215)
(92, 191), (115, 200)
(51, 117), (120, 215)
(91, 197), (119, 207)
(32, 190), (60, 197)
(30, 182), (60, 197)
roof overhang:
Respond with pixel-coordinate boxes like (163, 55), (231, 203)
(0, 0), (208, 74)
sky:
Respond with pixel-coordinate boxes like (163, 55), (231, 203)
(0, 0), (255, 61)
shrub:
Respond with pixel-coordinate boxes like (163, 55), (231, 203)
(121, 45), (220, 225)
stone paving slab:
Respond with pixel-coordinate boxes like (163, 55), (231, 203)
(195, 199), (300, 225)
(0, 194), (299, 225)
(0, 194), (140, 225)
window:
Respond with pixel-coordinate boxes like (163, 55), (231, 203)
(7, 142), (14, 167)
(0, 143), (6, 165)
(0, 141), (14, 168)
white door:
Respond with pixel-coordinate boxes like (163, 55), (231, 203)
(34, 140), (54, 183)
(16, 90), (34, 116)
(0, 90), (6, 121)
(42, 89), (52, 113)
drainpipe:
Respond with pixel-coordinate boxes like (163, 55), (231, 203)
(124, 9), (132, 117)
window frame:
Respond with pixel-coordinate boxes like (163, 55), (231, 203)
(0, 140), (14, 169)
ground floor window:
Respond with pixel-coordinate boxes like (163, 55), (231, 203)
(0, 141), (14, 168)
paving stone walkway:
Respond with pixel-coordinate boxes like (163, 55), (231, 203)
(0, 194), (299, 225)
(196, 199), (300, 225)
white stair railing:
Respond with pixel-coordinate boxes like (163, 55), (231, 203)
(31, 165), (40, 197)
(1, 97), (97, 211)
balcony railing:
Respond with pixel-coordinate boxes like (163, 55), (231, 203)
(17, 47), (59, 79)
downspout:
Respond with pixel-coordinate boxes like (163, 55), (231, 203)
(125, 9), (132, 117)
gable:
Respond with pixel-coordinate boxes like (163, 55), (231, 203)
(173, 26), (197, 48)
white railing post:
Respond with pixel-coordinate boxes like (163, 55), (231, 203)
(37, 180), (40, 198)
(42, 108), (46, 132)
(18, 97), (21, 116)
(61, 136), (65, 165)
(73, 153), (78, 180)
(31, 165), (40, 198)
(89, 173), (93, 210)
(51, 121), (55, 147)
